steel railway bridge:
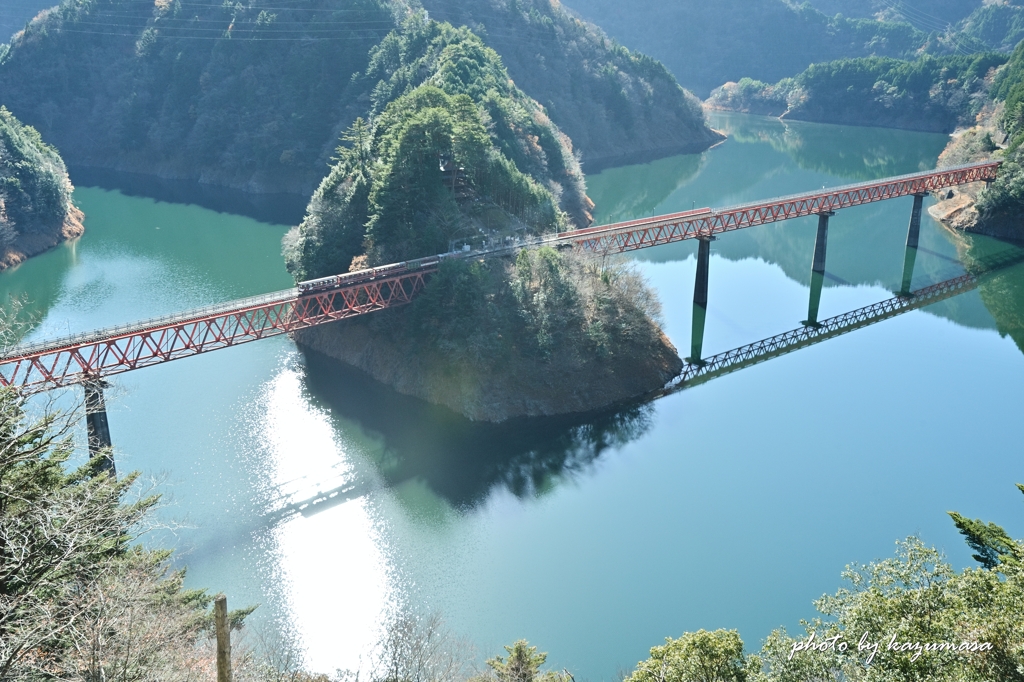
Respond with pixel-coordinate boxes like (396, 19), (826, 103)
(0, 161), (1004, 469)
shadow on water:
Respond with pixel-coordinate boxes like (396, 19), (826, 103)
(296, 349), (655, 511)
(283, 237), (1024, 520)
(69, 166), (309, 226)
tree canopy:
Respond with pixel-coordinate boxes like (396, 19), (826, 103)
(284, 19), (589, 279)
(0, 105), (75, 248)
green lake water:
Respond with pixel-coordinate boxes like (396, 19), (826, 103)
(2, 112), (1023, 680)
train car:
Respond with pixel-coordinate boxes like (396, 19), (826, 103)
(296, 254), (446, 296)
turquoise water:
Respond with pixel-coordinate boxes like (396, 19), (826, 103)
(2, 112), (1022, 680)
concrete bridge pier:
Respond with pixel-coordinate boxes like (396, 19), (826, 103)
(803, 212), (833, 327)
(804, 271), (826, 328)
(899, 193), (925, 296)
(687, 236), (713, 363)
(84, 379), (115, 478)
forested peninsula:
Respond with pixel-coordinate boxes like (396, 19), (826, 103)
(705, 52), (1008, 133)
(0, 106), (82, 270)
(287, 20), (681, 422)
(0, 0), (719, 195)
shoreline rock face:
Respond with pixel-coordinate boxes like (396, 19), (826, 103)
(928, 103), (1024, 242)
(294, 315), (682, 423)
(0, 204), (83, 270)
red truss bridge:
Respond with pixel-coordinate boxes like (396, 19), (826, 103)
(0, 161), (1002, 393)
(563, 161), (1000, 253)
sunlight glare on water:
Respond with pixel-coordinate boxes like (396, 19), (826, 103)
(248, 367), (398, 673)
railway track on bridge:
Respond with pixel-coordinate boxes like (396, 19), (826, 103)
(0, 161), (1002, 392)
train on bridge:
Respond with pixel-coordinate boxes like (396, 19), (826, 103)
(295, 206), (719, 296)
(297, 254), (447, 296)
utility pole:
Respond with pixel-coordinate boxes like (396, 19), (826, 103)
(215, 595), (232, 682)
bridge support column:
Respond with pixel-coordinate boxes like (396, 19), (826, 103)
(803, 212), (833, 327)
(900, 194), (925, 296)
(687, 236), (713, 363)
(84, 379), (115, 478)
(805, 271), (825, 328)
(811, 212), (831, 275)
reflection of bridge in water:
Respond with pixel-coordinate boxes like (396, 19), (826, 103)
(666, 247), (1024, 396)
(0, 161), (1004, 472)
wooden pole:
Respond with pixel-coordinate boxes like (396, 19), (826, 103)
(215, 594), (232, 682)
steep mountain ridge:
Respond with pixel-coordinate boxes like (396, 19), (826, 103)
(0, 0), (717, 196)
(560, 0), (925, 97)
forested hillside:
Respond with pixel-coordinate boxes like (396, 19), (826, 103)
(288, 19), (681, 421)
(0, 0), (716, 196)
(0, 106), (82, 270)
(0, 0), (401, 195)
(561, 0), (925, 96)
(285, 19), (591, 279)
(707, 52), (1007, 133)
(805, 0), (980, 27)
(417, 0), (718, 167)
(970, 40), (1024, 238)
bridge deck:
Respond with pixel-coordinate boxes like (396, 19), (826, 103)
(0, 161), (1001, 391)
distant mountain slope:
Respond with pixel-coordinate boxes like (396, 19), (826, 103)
(929, 1), (1024, 54)
(0, 0), (53, 42)
(0, 0), (405, 195)
(418, 0), (718, 168)
(707, 52), (1008, 133)
(0, 0), (717, 196)
(804, 0), (981, 27)
(560, 0), (925, 97)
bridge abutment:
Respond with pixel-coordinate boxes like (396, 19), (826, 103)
(84, 379), (115, 478)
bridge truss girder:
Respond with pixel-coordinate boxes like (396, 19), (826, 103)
(571, 163), (1000, 254)
(0, 270), (432, 392)
(0, 161), (1003, 393)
